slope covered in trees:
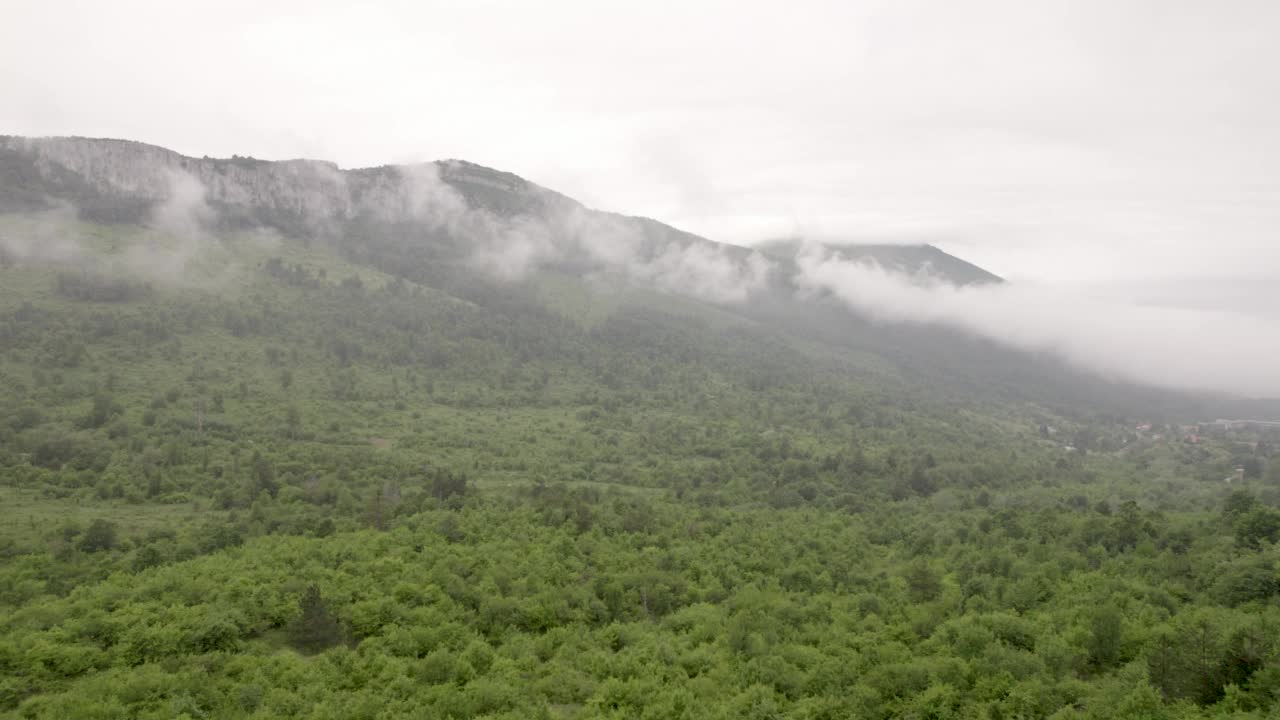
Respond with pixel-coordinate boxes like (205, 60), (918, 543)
(0, 144), (1279, 718)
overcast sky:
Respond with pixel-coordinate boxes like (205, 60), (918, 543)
(3, 0), (1278, 306)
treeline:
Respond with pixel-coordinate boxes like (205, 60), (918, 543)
(3, 492), (1279, 718)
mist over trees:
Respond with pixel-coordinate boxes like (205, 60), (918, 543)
(0, 140), (1278, 718)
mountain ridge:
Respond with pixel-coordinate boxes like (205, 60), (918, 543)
(0, 135), (994, 288)
(4, 134), (1277, 416)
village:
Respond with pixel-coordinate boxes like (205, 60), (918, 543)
(1126, 418), (1280, 484)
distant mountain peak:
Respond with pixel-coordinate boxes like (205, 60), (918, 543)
(758, 237), (1002, 287)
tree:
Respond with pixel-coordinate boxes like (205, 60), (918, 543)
(1109, 500), (1145, 551)
(131, 544), (164, 572)
(78, 519), (118, 553)
(287, 586), (346, 654)
(904, 561), (942, 603)
(1241, 457), (1264, 480)
(1265, 459), (1280, 486)
(428, 467), (468, 501)
(249, 451), (278, 498)
(1149, 613), (1228, 706)
(1234, 507), (1280, 550)
(1087, 603), (1124, 670)
(1215, 558), (1279, 606)
(197, 523), (244, 554)
(285, 406), (301, 439)
(907, 465), (938, 497)
(1223, 491), (1258, 520)
(341, 275), (364, 294)
(81, 391), (122, 429)
(362, 491), (389, 531)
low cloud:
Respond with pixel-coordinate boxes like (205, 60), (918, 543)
(123, 169), (219, 279)
(3, 143), (775, 304)
(388, 162), (774, 303)
(795, 244), (1280, 399)
(8, 140), (1275, 399)
(632, 241), (772, 303)
(0, 203), (84, 264)
(0, 168), (231, 286)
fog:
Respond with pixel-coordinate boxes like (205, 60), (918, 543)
(0, 144), (775, 304)
(2, 136), (1276, 398)
(0, 169), (260, 287)
(5, 0), (1278, 298)
(4, 0), (1279, 398)
(794, 246), (1280, 398)
(361, 160), (1280, 399)
(409, 163), (775, 303)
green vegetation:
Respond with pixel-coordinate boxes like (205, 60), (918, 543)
(1, 217), (1278, 718)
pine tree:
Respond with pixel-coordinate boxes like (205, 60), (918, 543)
(287, 585), (345, 654)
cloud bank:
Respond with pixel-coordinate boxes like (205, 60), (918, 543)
(794, 245), (1280, 399)
(370, 162), (775, 304)
(0, 169), (245, 287)
(420, 158), (1280, 399)
(4, 140), (1276, 400)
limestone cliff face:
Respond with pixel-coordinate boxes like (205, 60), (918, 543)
(0, 135), (564, 232)
(0, 135), (990, 289)
(0, 135), (747, 294)
(2, 136), (190, 198)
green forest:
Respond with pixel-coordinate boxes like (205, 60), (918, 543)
(1, 214), (1279, 719)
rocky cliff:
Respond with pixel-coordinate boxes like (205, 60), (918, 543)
(0, 136), (995, 291)
(0, 135), (568, 234)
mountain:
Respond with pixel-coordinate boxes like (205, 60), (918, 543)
(0, 135), (983, 286)
(2, 136), (1279, 719)
(3, 134), (1090, 526)
(2, 134), (1275, 425)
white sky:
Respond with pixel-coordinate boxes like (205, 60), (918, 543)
(3, 0), (1279, 305)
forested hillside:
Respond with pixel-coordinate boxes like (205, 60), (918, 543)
(1, 139), (1278, 718)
